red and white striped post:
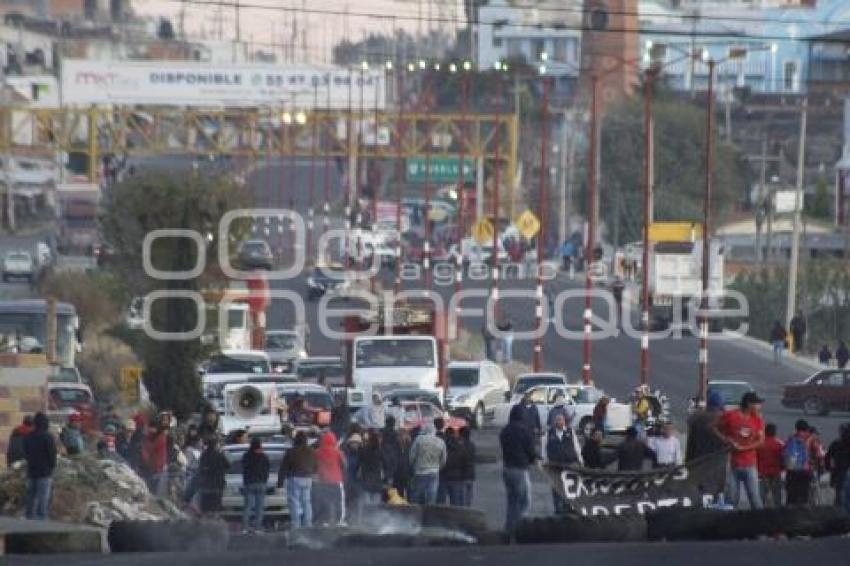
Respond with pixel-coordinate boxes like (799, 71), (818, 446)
(454, 69), (470, 337)
(582, 75), (599, 386)
(533, 76), (551, 372)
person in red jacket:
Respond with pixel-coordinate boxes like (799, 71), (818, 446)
(142, 420), (168, 497)
(314, 431), (347, 525)
(6, 415), (34, 466)
(757, 423), (784, 507)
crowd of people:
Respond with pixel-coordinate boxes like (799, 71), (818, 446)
(5, 395), (480, 534)
(497, 393), (684, 533)
(687, 390), (850, 511)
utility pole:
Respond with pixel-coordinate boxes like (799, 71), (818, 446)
(557, 110), (570, 246)
(582, 75), (599, 385)
(755, 136), (767, 263)
(640, 69), (655, 387)
(534, 76), (551, 372)
(785, 98), (808, 332)
(697, 60), (716, 406)
(1, 91), (15, 233)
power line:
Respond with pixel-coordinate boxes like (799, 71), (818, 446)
(155, 0), (850, 45)
(160, 0), (850, 31)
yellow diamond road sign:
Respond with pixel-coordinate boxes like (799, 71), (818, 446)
(120, 366), (142, 404)
(514, 210), (541, 240)
(471, 218), (494, 245)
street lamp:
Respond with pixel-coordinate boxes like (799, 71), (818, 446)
(688, 44), (767, 405)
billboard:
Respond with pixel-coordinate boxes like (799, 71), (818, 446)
(60, 59), (386, 109)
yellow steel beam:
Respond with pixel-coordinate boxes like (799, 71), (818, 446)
(2, 108), (516, 174)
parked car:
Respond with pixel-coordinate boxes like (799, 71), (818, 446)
(706, 380), (755, 412)
(508, 372), (569, 403)
(306, 264), (351, 301)
(493, 382), (631, 436)
(445, 361), (510, 428)
(47, 383), (97, 433)
(2, 250), (34, 282)
(397, 401), (467, 432)
(264, 330), (307, 373)
(237, 239), (274, 270)
(222, 441), (289, 523)
(782, 369), (850, 416)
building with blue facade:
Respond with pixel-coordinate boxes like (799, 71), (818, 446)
(640, 0), (850, 94)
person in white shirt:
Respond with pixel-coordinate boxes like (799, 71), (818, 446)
(648, 422), (683, 467)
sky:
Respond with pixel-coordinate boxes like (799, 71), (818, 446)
(133, 0), (466, 64)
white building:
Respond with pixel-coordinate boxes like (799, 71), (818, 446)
(474, 0), (583, 80)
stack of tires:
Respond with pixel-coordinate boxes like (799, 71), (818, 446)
(646, 506), (850, 541)
(108, 520), (229, 553)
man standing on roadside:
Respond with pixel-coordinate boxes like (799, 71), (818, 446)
(757, 423), (784, 507)
(545, 413), (582, 514)
(836, 341), (849, 369)
(500, 405), (538, 534)
(790, 311), (806, 353)
(408, 423), (446, 505)
(23, 412), (56, 520)
(783, 419), (815, 505)
(241, 437), (270, 534)
(278, 431), (318, 529)
(717, 392), (766, 509)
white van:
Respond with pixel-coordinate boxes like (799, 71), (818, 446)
(445, 361), (510, 428)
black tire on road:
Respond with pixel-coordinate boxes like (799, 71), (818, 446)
(515, 514), (647, 544)
(472, 403), (484, 429)
(803, 396), (828, 416)
(647, 506), (850, 542)
(108, 520), (229, 553)
(421, 505), (490, 540)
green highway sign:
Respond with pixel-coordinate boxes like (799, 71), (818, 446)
(406, 157), (474, 184)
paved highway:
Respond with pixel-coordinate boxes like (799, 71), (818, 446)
(241, 161), (844, 442)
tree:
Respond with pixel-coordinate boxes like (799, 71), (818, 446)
(598, 96), (753, 246)
(807, 176), (831, 220)
(101, 170), (251, 417)
(730, 260), (850, 353)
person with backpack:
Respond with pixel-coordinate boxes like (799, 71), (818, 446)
(784, 419), (815, 505)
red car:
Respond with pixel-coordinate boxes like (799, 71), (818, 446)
(48, 383), (98, 433)
(781, 369), (850, 416)
(399, 401), (467, 432)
